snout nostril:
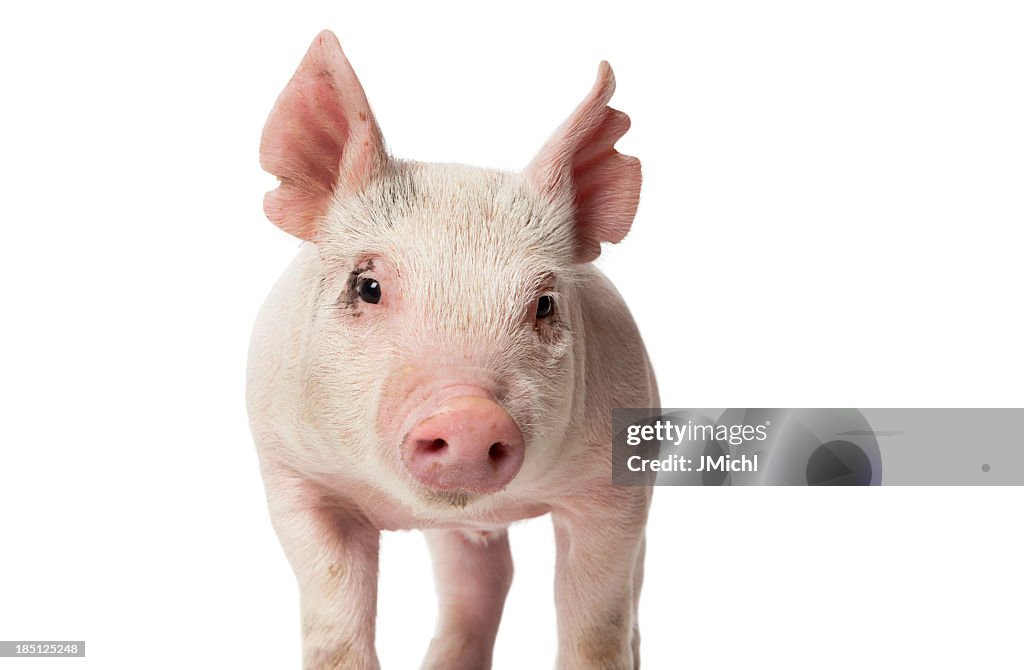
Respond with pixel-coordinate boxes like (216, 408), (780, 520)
(488, 442), (506, 462)
(420, 438), (448, 453)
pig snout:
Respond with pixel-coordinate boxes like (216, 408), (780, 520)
(401, 394), (524, 494)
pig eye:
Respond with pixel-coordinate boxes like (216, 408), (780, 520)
(536, 294), (555, 319)
(357, 278), (381, 304)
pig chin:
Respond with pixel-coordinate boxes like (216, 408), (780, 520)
(413, 486), (478, 510)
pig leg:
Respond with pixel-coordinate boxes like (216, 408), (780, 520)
(552, 486), (652, 670)
(630, 536), (646, 667)
(263, 467), (381, 670)
(421, 528), (514, 670)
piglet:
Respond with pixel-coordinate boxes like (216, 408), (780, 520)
(247, 30), (657, 670)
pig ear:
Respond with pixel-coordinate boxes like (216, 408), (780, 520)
(260, 30), (388, 241)
(525, 61), (641, 263)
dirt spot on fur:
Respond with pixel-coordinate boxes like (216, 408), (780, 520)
(576, 611), (631, 667)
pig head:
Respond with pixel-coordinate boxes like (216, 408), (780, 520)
(247, 30), (657, 670)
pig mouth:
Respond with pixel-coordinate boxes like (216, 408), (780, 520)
(415, 487), (476, 509)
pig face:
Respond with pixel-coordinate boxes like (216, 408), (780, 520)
(305, 163), (581, 509)
(259, 31), (640, 511)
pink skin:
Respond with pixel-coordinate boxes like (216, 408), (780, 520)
(248, 30), (655, 669)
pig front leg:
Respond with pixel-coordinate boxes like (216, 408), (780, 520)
(421, 529), (514, 670)
(263, 467), (381, 670)
(552, 485), (652, 670)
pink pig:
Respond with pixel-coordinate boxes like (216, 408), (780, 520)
(247, 30), (657, 670)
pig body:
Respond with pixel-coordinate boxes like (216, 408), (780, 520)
(247, 31), (656, 670)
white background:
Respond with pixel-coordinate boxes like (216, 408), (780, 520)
(1, 1), (1022, 668)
